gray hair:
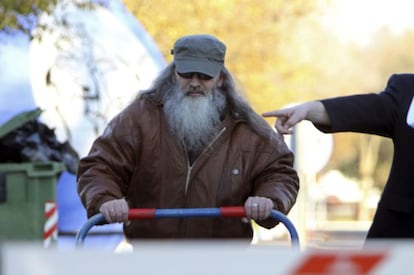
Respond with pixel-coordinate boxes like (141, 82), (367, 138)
(138, 63), (275, 140)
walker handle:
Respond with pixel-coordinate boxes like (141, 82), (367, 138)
(75, 206), (300, 248)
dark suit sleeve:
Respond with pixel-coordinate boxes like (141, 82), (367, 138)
(313, 74), (403, 138)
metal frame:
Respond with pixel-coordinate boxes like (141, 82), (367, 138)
(75, 206), (300, 248)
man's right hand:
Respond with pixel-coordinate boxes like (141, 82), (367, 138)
(99, 198), (129, 223)
(262, 101), (330, 135)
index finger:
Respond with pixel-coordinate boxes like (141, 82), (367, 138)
(262, 110), (283, 117)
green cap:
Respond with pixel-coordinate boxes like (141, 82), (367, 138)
(171, 34), (226, 77)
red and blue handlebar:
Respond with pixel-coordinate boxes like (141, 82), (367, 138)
(75, 206), (300, 248)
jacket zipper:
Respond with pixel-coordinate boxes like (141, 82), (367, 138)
(184, 127), (227, 195)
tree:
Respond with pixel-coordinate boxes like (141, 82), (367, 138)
(0, 0), (57, 33)
(0, 0), (95, 39)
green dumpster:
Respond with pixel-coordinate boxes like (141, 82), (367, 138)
(0, 162), (64, 244)
(0, 108), (65, 246)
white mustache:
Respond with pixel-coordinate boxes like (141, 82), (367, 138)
(185, 87), (206, 96)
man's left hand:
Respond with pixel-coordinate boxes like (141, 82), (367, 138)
(244, 196), (274, 220)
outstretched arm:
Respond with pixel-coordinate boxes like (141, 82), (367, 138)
(262, 101), (331, 134)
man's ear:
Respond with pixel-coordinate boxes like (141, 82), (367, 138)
(217, 74), (224, 88)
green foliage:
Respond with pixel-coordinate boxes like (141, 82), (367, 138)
(0, 0), (96, 37)
(0, 0), (57, 32)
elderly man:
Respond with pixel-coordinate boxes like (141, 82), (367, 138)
(77, 34), (299, 240)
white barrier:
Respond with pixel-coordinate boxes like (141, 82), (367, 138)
(2, 241), (414, 274)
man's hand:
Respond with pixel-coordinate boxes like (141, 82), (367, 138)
(244, 196), (274, 220)
(99, 198), (129, 223)
(262, 101), (329, 135)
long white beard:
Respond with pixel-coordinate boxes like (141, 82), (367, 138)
(164, 86), (226, 154)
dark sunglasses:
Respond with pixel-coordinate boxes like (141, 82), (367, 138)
(177, 72), (213, 80)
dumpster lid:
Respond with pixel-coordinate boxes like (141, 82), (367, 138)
(0, 108), (43, 139)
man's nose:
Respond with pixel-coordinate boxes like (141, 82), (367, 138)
(189, 75), (202, 85)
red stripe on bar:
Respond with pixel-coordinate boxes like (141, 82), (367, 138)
(45, 205), (57, 219)
(220, 206), (245, 217)
(43, 223), (58, 239)
(128, 208), (156, 219)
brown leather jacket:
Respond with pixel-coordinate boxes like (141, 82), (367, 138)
(77, 96), (299, 240)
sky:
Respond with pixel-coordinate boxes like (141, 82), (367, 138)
(320, 0), (414, 45)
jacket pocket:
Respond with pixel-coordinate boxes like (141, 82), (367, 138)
(229, 150), (251, 202)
